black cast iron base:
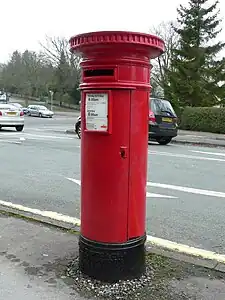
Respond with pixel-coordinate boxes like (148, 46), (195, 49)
(79, 234), (146, 282)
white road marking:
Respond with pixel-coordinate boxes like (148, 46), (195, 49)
(148, 150), (225, 162)
(67, 178), (177, 199)
(32, 128), (66, 133)
(190, 150), (225, 157)
(24, 133), (74, 140)
(68, 178), (81, 186)
(67, 177), (225, 199)
(0, 132), (21, 135)
(0, 199), (225, 263)
(148, 182), (225, 198)
(0, 132), (75, 141)
(146, 192), (175, 198)
(0, 139), (23, 144)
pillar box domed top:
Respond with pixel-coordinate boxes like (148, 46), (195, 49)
(69, 31), (165, 59)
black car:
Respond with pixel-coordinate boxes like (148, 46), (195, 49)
(149, 97), (178, 145)
(75, 116), (81, 138)
(75, 98), (178, 144)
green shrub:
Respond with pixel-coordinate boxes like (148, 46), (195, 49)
(180, 106), (225, 133)
(175, 106), (184, 126)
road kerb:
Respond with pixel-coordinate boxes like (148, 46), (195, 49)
(171, 139), (225, 148)
(64, 132), (225, 148)
(0, 199), (225, 268)
(147, 235), (225, 264)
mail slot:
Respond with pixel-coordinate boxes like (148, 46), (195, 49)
(84, 69), (114, 77)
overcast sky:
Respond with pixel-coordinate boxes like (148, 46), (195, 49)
(1, 0), (224, 63)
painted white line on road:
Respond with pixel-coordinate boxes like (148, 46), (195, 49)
(0, 199), (81, 226)
(148, 150), (225, 162)
(25, 133), (74, 140)
(67, 177), (225, 199)
(67, 178), (178, 199)
(68, 178), (81, 186)
(0, 199), (225, 263)
(190, 150), (225, 157)
(32, 128), (66, 133)
(0, 132), (22, 135)
(148, 182), (225, 198)
(0, 132), (74, 141)
(0, 139), (23, 144)
(146, 192), (176, 198)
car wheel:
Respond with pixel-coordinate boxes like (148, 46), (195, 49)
(76, 122), (81, 139)
(27, 111), (31, 116)
(39, 113), (43, 118)
(16, 125), (24, 132)
(156, 137), (172, 145)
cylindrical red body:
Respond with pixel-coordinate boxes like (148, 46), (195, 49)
(70, 31), (164, 281)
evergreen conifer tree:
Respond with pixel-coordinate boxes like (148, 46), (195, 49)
(168, 0), (225, 107)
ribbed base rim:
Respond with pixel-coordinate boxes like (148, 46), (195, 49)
(79, 234), (146, 282)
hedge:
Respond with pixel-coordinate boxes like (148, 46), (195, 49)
(180, 106), (225, 134)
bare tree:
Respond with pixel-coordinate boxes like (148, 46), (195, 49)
(40, 35), (81, 68)
(40, 36), (81, 104)
(150, 21), (179, 96)
(40, 36), (69, 65)
(40, 35), (81, 82)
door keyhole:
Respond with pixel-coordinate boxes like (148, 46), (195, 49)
(120, 146), (127, 159)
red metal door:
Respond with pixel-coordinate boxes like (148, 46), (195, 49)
(81, 89), (131, 243)
(128, 89), (149, 240)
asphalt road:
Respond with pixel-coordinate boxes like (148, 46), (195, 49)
(1, 112), (225, 254)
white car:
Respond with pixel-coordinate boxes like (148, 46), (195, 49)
(0, 104), (24, 131)
(27, 105), (54, 118)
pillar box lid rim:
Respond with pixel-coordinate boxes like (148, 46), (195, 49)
(69, 30), (165, 57)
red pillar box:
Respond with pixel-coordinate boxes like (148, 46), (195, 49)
(69, 31), (165, 281)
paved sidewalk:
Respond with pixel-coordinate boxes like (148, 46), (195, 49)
(172, 130), (225, 147)
(1, 212), (225, 300)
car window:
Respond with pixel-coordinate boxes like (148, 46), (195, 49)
(150, 98), (176, 116)
(37, 106), (47, 110)
(12, 103), (22, 108)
